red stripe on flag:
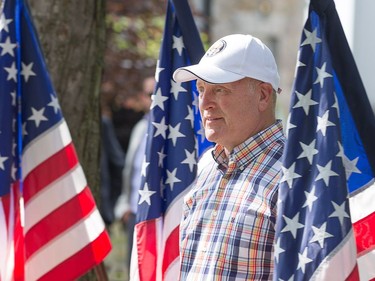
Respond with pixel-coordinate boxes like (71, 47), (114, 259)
(162, 225), (180, 278)
(346, 263), (360, 281)
(135, 220), (158, 281)
(353, 211), (375, 254)
(1, 193), (11, 225)
(13, 183), (25, 281)
(36, 230), (111, 281)
(24, 187), (95, 259)
(2, 182), (25, 281)
(23, 143), (78, 202)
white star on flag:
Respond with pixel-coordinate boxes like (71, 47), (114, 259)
(172, 35), (184, 56)
(154, 60), (164, 82)
(138, 183), (156, 205)
(185, 106), (194, 127)
(197, 122), (206, 144)
(181, 149), (196, 172)
(28, 107), (48, 128)
(165, 168), (181, 191)
(293, 89), (318, 115)
(21, 62), (36, 82)
(11, 163), (17, 180)
(332, 93), (340, 117)
(10, 91), (16, 106)
(281, 212), (304, 239)
(152, 117), (168, 139)
(280, 163), (302, 189)
(151, 87), (168, 110)
(342, 155), (361, 180)
(294, 50), (306, 78)
(168, 123), (185, 146)
(48, 94), (61, 114)
(157, 149), (167, 167)
(297, 247), (313, 273)
(0, 14), (12, 33)
(302, 185), (318, 212)
(0, 36), (17, 56)
(316, 110), (335, 137)
(309, 222), (334, 248)
(301, 28), (322, 52)
(329, 201), (350, 227)
(285, 114), (297, 138)
(315, 160), (339, 186)
(337, 142), (361, 180)
(297, 139), (318, 165)
(0, 154), (8, 170)
(4, 61), (17, 82)
(314, 62), (333, 88)
(274, 237), (285, 263)
(170, 79), (186, 100)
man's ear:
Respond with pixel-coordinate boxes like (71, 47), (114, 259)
(258, 82), (273, 111)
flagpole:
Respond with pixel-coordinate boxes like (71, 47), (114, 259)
(13, 1), (26, 279)
(15, 0), (23, 189)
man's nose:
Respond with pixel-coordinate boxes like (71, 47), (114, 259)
(199, 89), (215, 110)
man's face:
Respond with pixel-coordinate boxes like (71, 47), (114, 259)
(197, 78), (264, 152)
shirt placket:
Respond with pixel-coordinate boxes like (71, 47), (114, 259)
(209, 159), (238, 275)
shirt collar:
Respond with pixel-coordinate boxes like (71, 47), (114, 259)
(212, 120), (284, 172)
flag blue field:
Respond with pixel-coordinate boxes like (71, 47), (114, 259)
(130, 0), (212, 280)
(274, 0), (375, 280)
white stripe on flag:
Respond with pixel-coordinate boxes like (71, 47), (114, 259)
(349, 181), (375, 223)
(164, 258), (180, 281)
(358, 248), (375, 281)
(22, 121), (71, 178)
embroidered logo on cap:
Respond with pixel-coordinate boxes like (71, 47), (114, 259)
(205, 39), (227, 57)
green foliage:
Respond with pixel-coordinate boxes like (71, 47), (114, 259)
(106, 14), (164, 60)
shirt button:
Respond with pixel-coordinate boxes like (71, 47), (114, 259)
(212, 211), (217, 217)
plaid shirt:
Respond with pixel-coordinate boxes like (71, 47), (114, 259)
(180, 120), (285, 281)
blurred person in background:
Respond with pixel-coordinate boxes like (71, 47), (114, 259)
(111, 88), (146, 154)
(100, 107), (125, 228)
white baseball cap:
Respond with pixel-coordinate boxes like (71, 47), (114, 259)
(173, 34), (281, 92)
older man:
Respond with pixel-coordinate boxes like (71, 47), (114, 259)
(173, 34), (285, 280)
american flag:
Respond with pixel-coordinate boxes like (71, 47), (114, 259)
(0, 0), (111, 280)
(274, 0), (375, 280)
(130, 0), (212, 280)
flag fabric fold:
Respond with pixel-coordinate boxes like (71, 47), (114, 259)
(131, 0), (212, 280)
(274, 0), (375, 280)
(0, 0), (111, 280)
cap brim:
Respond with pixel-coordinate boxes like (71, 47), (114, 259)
(173, 64), (245, 84)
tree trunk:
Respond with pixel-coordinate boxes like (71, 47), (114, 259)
(27, 0), (106, 280)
